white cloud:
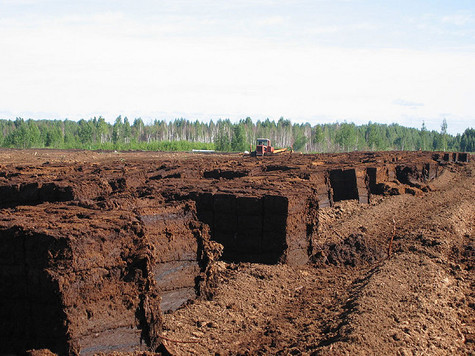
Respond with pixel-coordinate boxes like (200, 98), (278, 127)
(257, 16), (286, 27)
(393, 99), (424, 108)
(0, 0), (45, 4)
(303, 22), (377, 36)
(0, 7), (474, 134)
(442, 13), (473, 26)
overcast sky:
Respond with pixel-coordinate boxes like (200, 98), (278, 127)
(1, 0), (474, 134)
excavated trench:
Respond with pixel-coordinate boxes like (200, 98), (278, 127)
(0, 150), (469, 354)
(194, 193), (296, 264)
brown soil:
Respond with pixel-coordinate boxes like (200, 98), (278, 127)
(0, 149), (473, 355)
(162, 165), (474, 355)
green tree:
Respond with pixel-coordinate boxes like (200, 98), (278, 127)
(231, 125), (247, 152)
(440, 118), (448, 151)
(312, 125), (324, 144)
(420, 121), (427, 150)
(460, 128), (475, 152)
(95, 116), (109, 144)
(132, 118), (144, 142)
(123, 117), (131, 143)
(112, 116), (123, 144)
(335, 123), (356, 152)
(25, 120), (41, 147)
(366, 122), (383, 150)
(293, 130), (308, 151)
(78, 119), (93, 146)
(45, 124), (64, 147)
(432, 134), (443, 151)
(214, 126), (231, 151)
(5, 118), (29, 148)
(0, 116), (470, 153)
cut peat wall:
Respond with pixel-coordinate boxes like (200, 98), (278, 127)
(0, 228), (69, 353)
(329, 169), (359, 202)
(137, 203), (206, 313)
(192, 193), (318, 266)
(433, 152), (470, 163)
(328, 168), (369, 204)
(0, 182), (74, 207)
(194, 194), (288, 264)
(0, 202), (215, 355)
(0, 213), (156, 355)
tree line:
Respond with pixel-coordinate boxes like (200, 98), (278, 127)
(0, 116), (473, 152)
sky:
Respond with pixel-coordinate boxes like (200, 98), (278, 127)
(0, 0), (474, 134)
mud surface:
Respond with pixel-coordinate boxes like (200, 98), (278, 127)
(0, 149), (473, 355)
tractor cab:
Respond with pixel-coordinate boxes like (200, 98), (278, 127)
(255, 138), (274, 156)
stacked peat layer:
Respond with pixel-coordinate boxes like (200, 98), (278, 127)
(0, 200), (217, 354)
(190, 193), (317, 265)
(0, 150), (469, 354)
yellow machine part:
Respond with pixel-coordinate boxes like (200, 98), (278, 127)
(272, 148), (288, 154)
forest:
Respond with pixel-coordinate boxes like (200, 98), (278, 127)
(0, 116), (473, 153)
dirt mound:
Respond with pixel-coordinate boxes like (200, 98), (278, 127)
(318, 253), (467, 355)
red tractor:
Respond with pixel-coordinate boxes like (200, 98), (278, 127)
(251, 138), (288, 156)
